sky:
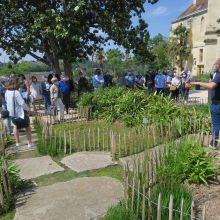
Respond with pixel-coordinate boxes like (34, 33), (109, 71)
(0, 0), (192, 63)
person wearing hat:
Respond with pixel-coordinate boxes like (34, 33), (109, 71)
(50, 77), (64, 120)
(191, 58), (220, 149)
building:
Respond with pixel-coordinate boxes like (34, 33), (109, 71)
(171, 0), (220, 75)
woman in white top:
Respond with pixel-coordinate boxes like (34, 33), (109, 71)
(170, 74), (181, 101)
(5, 77), (32, 148)
(30, 76), (42, 111)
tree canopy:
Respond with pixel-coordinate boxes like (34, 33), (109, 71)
(0, 0), (159, 76)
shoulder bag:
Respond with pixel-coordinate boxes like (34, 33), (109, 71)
(11, 91), (30, 129)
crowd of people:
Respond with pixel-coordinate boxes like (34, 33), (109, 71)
(123, 67), (192, 101)
(1, 59), (220, 151)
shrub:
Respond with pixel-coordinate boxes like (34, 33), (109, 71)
(157, 138), (219, 185)
(78, 88), (210, 130)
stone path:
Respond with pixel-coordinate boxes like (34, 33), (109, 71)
(61, 152), (116, 172)
(14, 177), (123, 220)
(14, 156), (64, 180)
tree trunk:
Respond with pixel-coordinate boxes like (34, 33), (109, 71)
(63, 60), (73, 78)
(52, 57), (61, 75)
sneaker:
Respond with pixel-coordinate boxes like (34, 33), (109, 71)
(28, 143), (33, 148)
(16, 143), (20, 147)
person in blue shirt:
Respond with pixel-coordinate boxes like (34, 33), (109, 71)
(125, 71), (135, 88)
(155, 71), (166, 95)
(58, 75), (71, 114)
(92, 69), (104, 90)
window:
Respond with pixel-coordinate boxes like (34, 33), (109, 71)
(199, 49), (203, 63)
(200, 17), (205, 33)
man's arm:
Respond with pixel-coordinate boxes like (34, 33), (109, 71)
(191, 81), (217, 89)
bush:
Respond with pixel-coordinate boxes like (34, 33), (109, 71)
(78, 88), (210, 129)
(157, 138), (219, 185)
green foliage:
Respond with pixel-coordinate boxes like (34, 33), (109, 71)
(1, 0), (158, 75)
(194, 74), (210, 82)
(78, 88), (210, 129)
(0, 61), (50, 76)
(103, 203), (138, 220)
(149, 34), (170, 69)
(151, 183), (192, 220)
(169, 24), (191, 69)
(158, 139), (219, 185)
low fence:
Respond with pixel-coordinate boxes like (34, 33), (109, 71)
(123, 135), (213, 220)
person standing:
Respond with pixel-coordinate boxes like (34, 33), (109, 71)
(191, 59), (220, 149)
(92, 69), (104, 90)
(40, 76), (51, 112)
(58, 75), (71, 114)
(5, 77), (32, 148)
(30, 76), (42, 111)
(125, 70), (135, 88)
(180, 67), (192, 101)
(170, 74), (181, 101)
(50, 77), (64, 120)
(18, 74), (31, 105)
(155, 71), (166, 95)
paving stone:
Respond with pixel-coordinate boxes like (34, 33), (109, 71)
(61, 152), (116, 172)
(14, 156), (64, 180)
(14, 177), (123, 220)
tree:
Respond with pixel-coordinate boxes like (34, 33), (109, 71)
(106, 49), (124, 75)
(95, 49), (105, 71)
(0, 0), (159, 77)
(149, 34), (170, 70)
(169, 24), (191, 70)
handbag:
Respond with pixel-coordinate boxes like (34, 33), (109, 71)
(11, 91), (30, 129)
(170, 85), (177, 91)
(1, 109), (9, 119)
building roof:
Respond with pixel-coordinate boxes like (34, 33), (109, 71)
(173, 0), (208, 23)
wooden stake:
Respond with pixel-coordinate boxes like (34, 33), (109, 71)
(142, 184), (146, 220)
(180, 198), (184, 220)
(157, 193), (162, 220)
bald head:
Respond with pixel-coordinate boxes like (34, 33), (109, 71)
(213, 58), (220, 72)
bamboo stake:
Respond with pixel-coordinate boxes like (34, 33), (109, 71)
(136, 180), (140, 216)
(157, 193), (162, 220)
(98, 127), (100, 151)
(148, 187), (152, 220)
(64, 130), (67, 154)
(69, 131), (72, 154)
(190, 201), (195, 220)
(142, 184), (146, 220)
(89, 128), (91, 151)
(102, 128), (105, 152)
(118, 133), (121, 158)
(180, 198), (184, 220)
(202, 206), (206, 220)
(131, 176), (135, 211)
(83, 129), (86, 151)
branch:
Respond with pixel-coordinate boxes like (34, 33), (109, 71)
(28, 51), (50, 66)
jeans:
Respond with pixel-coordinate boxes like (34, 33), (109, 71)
(43, 92), (51, 110)
(210, 103), (220, 147)
(62, 92), (70, 114)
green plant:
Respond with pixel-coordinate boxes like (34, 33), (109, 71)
(183, 152), (217, 185)
(157, 138), (219, 185)
(103, 203), (138, 220)
(151, 183), (192, 220)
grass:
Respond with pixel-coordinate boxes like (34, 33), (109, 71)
(53, 120), (129, 133)
(0, 211), (15, 220)
(102, 203), (138, 220)
(33, 164), (123, 187)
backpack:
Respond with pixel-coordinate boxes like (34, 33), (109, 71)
(58, 81), (70, 94)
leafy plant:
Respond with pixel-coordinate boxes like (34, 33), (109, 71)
(183, 152), (217, 185)
(157, 138), (219, 185)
